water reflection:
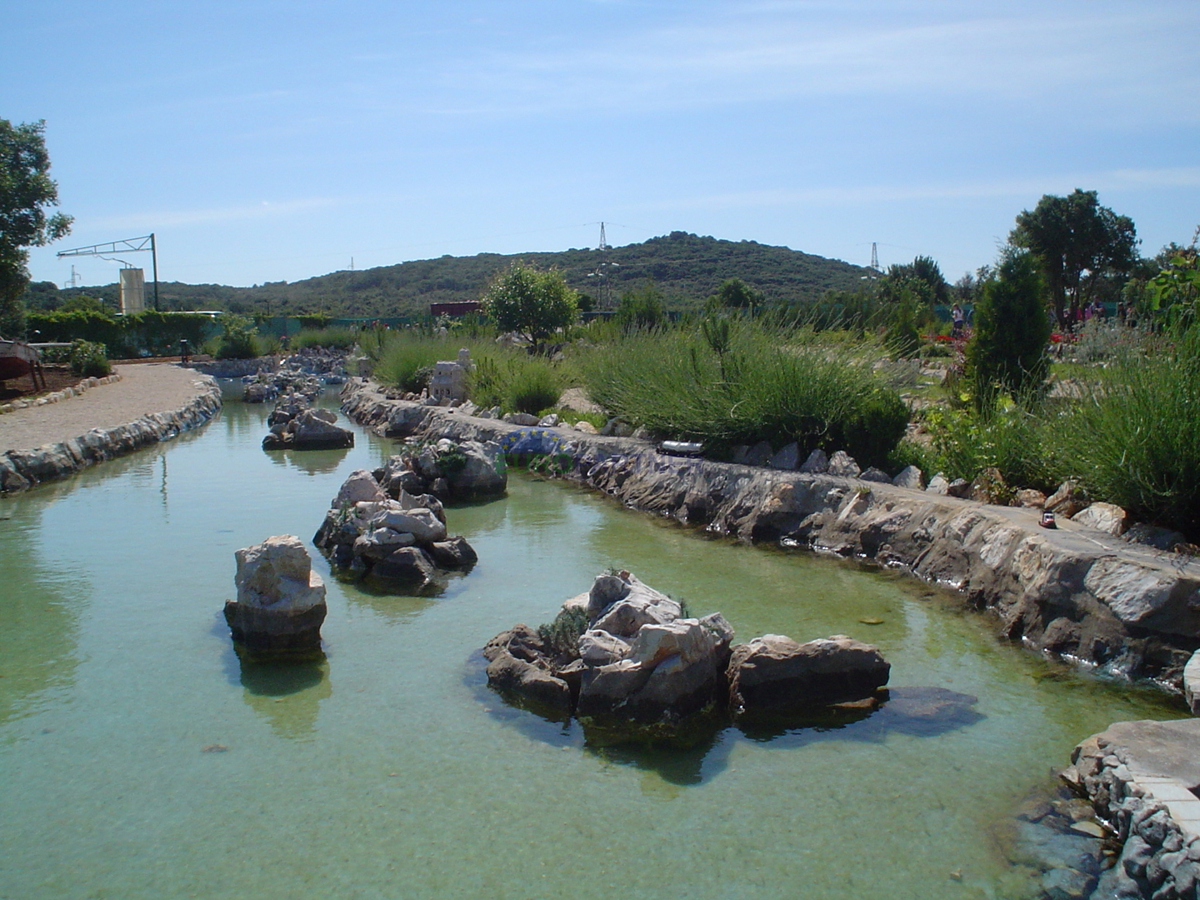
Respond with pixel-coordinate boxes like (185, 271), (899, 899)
(480, 671), (984, 786)
(338, 578), (440, 623)
(235, 650), (331, 740)
(264, 445), (353, 475)
(739, 686), (984, 744)
(0, 497), (82, 726)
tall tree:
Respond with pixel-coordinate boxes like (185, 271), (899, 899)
(965, 249), (1051, 410)
(883, 255), (949, 306)
(482, 262), (578, 348)
(1009, 189), (1137, 328)
(1, 119), (72, 336)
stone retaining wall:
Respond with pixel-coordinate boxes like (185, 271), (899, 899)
(1069, 720), (1200, 899)
(0, 376), (223, 493)
(341, 378), (1200, 691)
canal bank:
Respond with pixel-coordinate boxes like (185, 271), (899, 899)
(0, 363), (222, 493)
(342, 376), (1200, 899)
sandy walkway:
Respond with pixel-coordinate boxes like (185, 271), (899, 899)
(0, 364), (216, 453)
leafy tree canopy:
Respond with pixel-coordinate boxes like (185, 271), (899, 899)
(1, 119), (72, 336)
(482, 262), (578, 346)
(615, 281), (666, 331)
(881, 255), (949, 306)
(1009, 189), (1137, 327)
(713, 277), (762, 311)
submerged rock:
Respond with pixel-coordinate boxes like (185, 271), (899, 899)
(223, 535), (327, 654)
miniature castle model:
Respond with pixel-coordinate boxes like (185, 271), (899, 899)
(429, 348), (472, 402)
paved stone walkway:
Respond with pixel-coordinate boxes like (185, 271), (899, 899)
(0, 364), (213, 453)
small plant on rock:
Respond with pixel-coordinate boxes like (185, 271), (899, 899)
(536, 605), (590, 660)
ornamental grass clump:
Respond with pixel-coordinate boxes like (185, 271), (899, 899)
(373, 334), (447, 393)
(290, 327), (356, 351)
(583, 319), (908, 469)
(1047, 322), (1200, 537)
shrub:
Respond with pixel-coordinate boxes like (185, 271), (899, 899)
(921, 400), (1053, 490)
(68, 339), (111, 378)
(506, 357), (561, 414)
(214, 314), (260, 359)
(536, 606), (590, 660)
(373, 338), (443, 392)
(290, 327), (356, 351)
(965, 250), (1051, 410)
(482, 262), (578, 347)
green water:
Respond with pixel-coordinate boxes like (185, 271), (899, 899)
(0, 394), (1185, 900)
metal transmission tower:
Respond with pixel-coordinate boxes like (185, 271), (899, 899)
(57, 234), (160, 311)
(589, 222), (618, 309)
(870, 242), (881, 272)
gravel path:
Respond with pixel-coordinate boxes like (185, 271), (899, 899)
(0, 363), (216, 453)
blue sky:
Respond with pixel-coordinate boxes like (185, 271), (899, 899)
(6, 0), (1199, 291)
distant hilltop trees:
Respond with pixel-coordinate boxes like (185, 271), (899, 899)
(24, 232), (869, 319)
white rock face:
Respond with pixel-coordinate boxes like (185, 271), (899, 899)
(333, 469), (386, 507)
(234, 535), (326, 612)
(371, 507), (448, 544)
(1072, 502), (1129, 536)
(1184, 650), (1200, 715)
(827, 451), (861, 478)
(891, 465), (924, 490)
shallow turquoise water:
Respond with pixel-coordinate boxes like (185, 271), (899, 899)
(0, 393), (1185, 899)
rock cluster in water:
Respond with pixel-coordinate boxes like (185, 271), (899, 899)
(223, 534), (328, 654)
(238, 349), (350, 403)
(483, 571), (890, 737)
(373, 437), (508, 501)
(261, 392), (354, 450)
(313, 466), (479, 589)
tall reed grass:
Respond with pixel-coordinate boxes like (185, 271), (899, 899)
(290, 327), (357, 351)
(582, 319), (908, 467)
(369, 330), (566, 414)
(1047, 323), (1200, 535)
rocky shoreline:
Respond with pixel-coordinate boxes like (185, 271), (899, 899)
(0, 374), (223, 493)
(340, 376), (1200, 691)
(341, 376), (1200, 898)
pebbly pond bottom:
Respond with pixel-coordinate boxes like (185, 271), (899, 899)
(0, 392), (1187, 900)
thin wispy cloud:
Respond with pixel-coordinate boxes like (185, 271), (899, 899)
(92, 197), (345, 231)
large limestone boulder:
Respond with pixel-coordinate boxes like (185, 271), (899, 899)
(223, 535), (327, 653)
(483, 625), (573, 713)
(576, 614), (734, 723)
(727, 633), (890, 717)
(374, 440), (506, 501)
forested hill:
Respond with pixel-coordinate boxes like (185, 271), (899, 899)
(39, 232), (871, 317)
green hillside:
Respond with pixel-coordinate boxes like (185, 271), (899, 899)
(33, 232), (870, 318)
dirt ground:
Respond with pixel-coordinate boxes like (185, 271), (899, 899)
(0, 366), (82, 403)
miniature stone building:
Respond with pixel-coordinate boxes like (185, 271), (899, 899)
(429, 348), (472, 403)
